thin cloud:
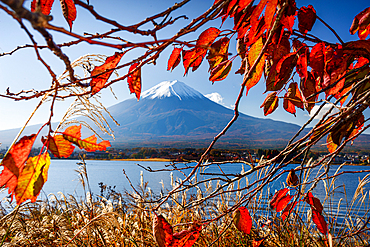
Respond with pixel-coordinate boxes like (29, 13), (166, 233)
(205, 92), (224, 104)
(309, 104), (339, 119)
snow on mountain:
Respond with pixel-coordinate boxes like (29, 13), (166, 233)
(141, 80), (203, 100)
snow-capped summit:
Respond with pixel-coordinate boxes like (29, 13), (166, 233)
(141, 80), (203, 100)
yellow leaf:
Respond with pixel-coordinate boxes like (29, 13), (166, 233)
(14, 153), (51, 204)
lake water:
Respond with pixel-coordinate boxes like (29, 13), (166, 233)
(1, 159), (370, 219)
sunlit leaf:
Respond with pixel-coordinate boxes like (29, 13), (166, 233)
(253, 238), (265, 247)
(350, 7), (370, 40)
(209, 60), (232, 83)
(168, 47), (182, 72)
(153, 215), (173, 247)
(343, 40), (370, 61)
(0, 134), (37, 195)
(14, 153), (50, 205)
(260, 92), (279, 116)
(182, 48), (197, 75)
(42, 135), (75, 158)
(233, 206), (252, 234)
(127, 62), (142, 100)
(298, 5), (316, 34)
(31, 0), (54, 15)
(90, 52), (124, 95)
(264, 0), (278, 30)
(309, 42), (326, 79)
(62, 125), (111, 152)
(196, 27), (220, 50)
(207, 37), (230, 71)
(59, 0), (76, 31)
(283, 82), (304, 116)
(245, 37), (265, 95)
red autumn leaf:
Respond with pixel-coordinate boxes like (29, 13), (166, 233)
(326, 133), (338, 153)
(282, 201), (298, 221)
(260, 92), (279, 116)
(253, 239), (265, 247)
(309, 42), (326, 79)
(248, 0), (267, 45)
(270, 188), (289, 209)
(0, 134), (37, 195)
(172, 222), (201, 247)
(42, 135), (75, 158)
(312, 209), (328, 235)
(196, 27), (220, 51)
(350, 7), (370, 40)
(127, 62), (142, 100)
(283, 82), (304, 116)
(182, 49), (198, 75)
(60, 0), (76, 31)
(168, 47), (182, 72)
(233, 206), (252, 234)
(238, 0), (253, 10)
(245, 37), (265, 95)
(264, 0), (278, 30)
(207, 37), (230, 71)
(343, 40), (370, 61)
(275, 52), (298, 85)
(90, 52), (124, 95)
(296, 53), (308, 80)
(286, 169), (299, 187)
(62, 125), (111, 152)
(300, 72), (317, 113)
(275, 194), (293, 212)
(14, 153), (51, 205)
(280, 14), (295, 33)
(31, 0), (54, 15)
(209, 60), (232, 83)
(305, 192), (323, 213)
(153, 215), (173, 247)
(298, 5), (316, 34)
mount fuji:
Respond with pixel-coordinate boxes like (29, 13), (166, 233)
(102, 80), (303, 148)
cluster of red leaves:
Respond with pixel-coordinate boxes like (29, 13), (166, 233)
(268, 187), (328, 235)
(153, 215), (201, 247)
(31, 0), (77, 31)
(0, 125), (110, 205)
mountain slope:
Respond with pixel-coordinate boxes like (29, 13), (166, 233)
(103, 80), (304, 148)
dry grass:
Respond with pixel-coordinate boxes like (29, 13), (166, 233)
(0, 161), (369, 247)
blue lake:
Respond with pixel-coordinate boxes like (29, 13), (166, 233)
(1, 159), (370, 218)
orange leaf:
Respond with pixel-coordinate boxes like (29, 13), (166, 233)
(253, 238), (265, 247)
(260, 92), (279, 116)
(172, 222), (201, 247)
(182, 48), (198, 75)
(62, 125), (111, 152)
(14, 153), (50, 205)
(233, 206), (252, 234)
(42, 135), (75, 158)
(59, 0), (76, 31)
(167, 47), (182, 71)
(265, 0), (278, 30)
(153, 215), (173, 247)
(196, 27), (220, 51)
(0, 135), (37, 195)
(298, 5), (316, 34)
(127, 62), (142, 100)
(209, 60), (232, 83)
(90, 52), (124, 95)
(286, 169), (299, 187)
(207, 37), (230, 71)
(245, 37), (265, 95)
(31, 0), (54, 15)
(312, 209), (328, 235)
(305, 192), (323, 213)
(283, 82), (304, 116)
(309, 42), (326, 79)
(350, 7), (370, 40)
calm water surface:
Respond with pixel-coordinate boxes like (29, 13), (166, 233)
(1, 160), (370, 215)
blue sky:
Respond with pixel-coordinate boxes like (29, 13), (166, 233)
(0, 0), (369, 134)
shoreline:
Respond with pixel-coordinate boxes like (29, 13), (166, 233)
(107, 158), (173, 162)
